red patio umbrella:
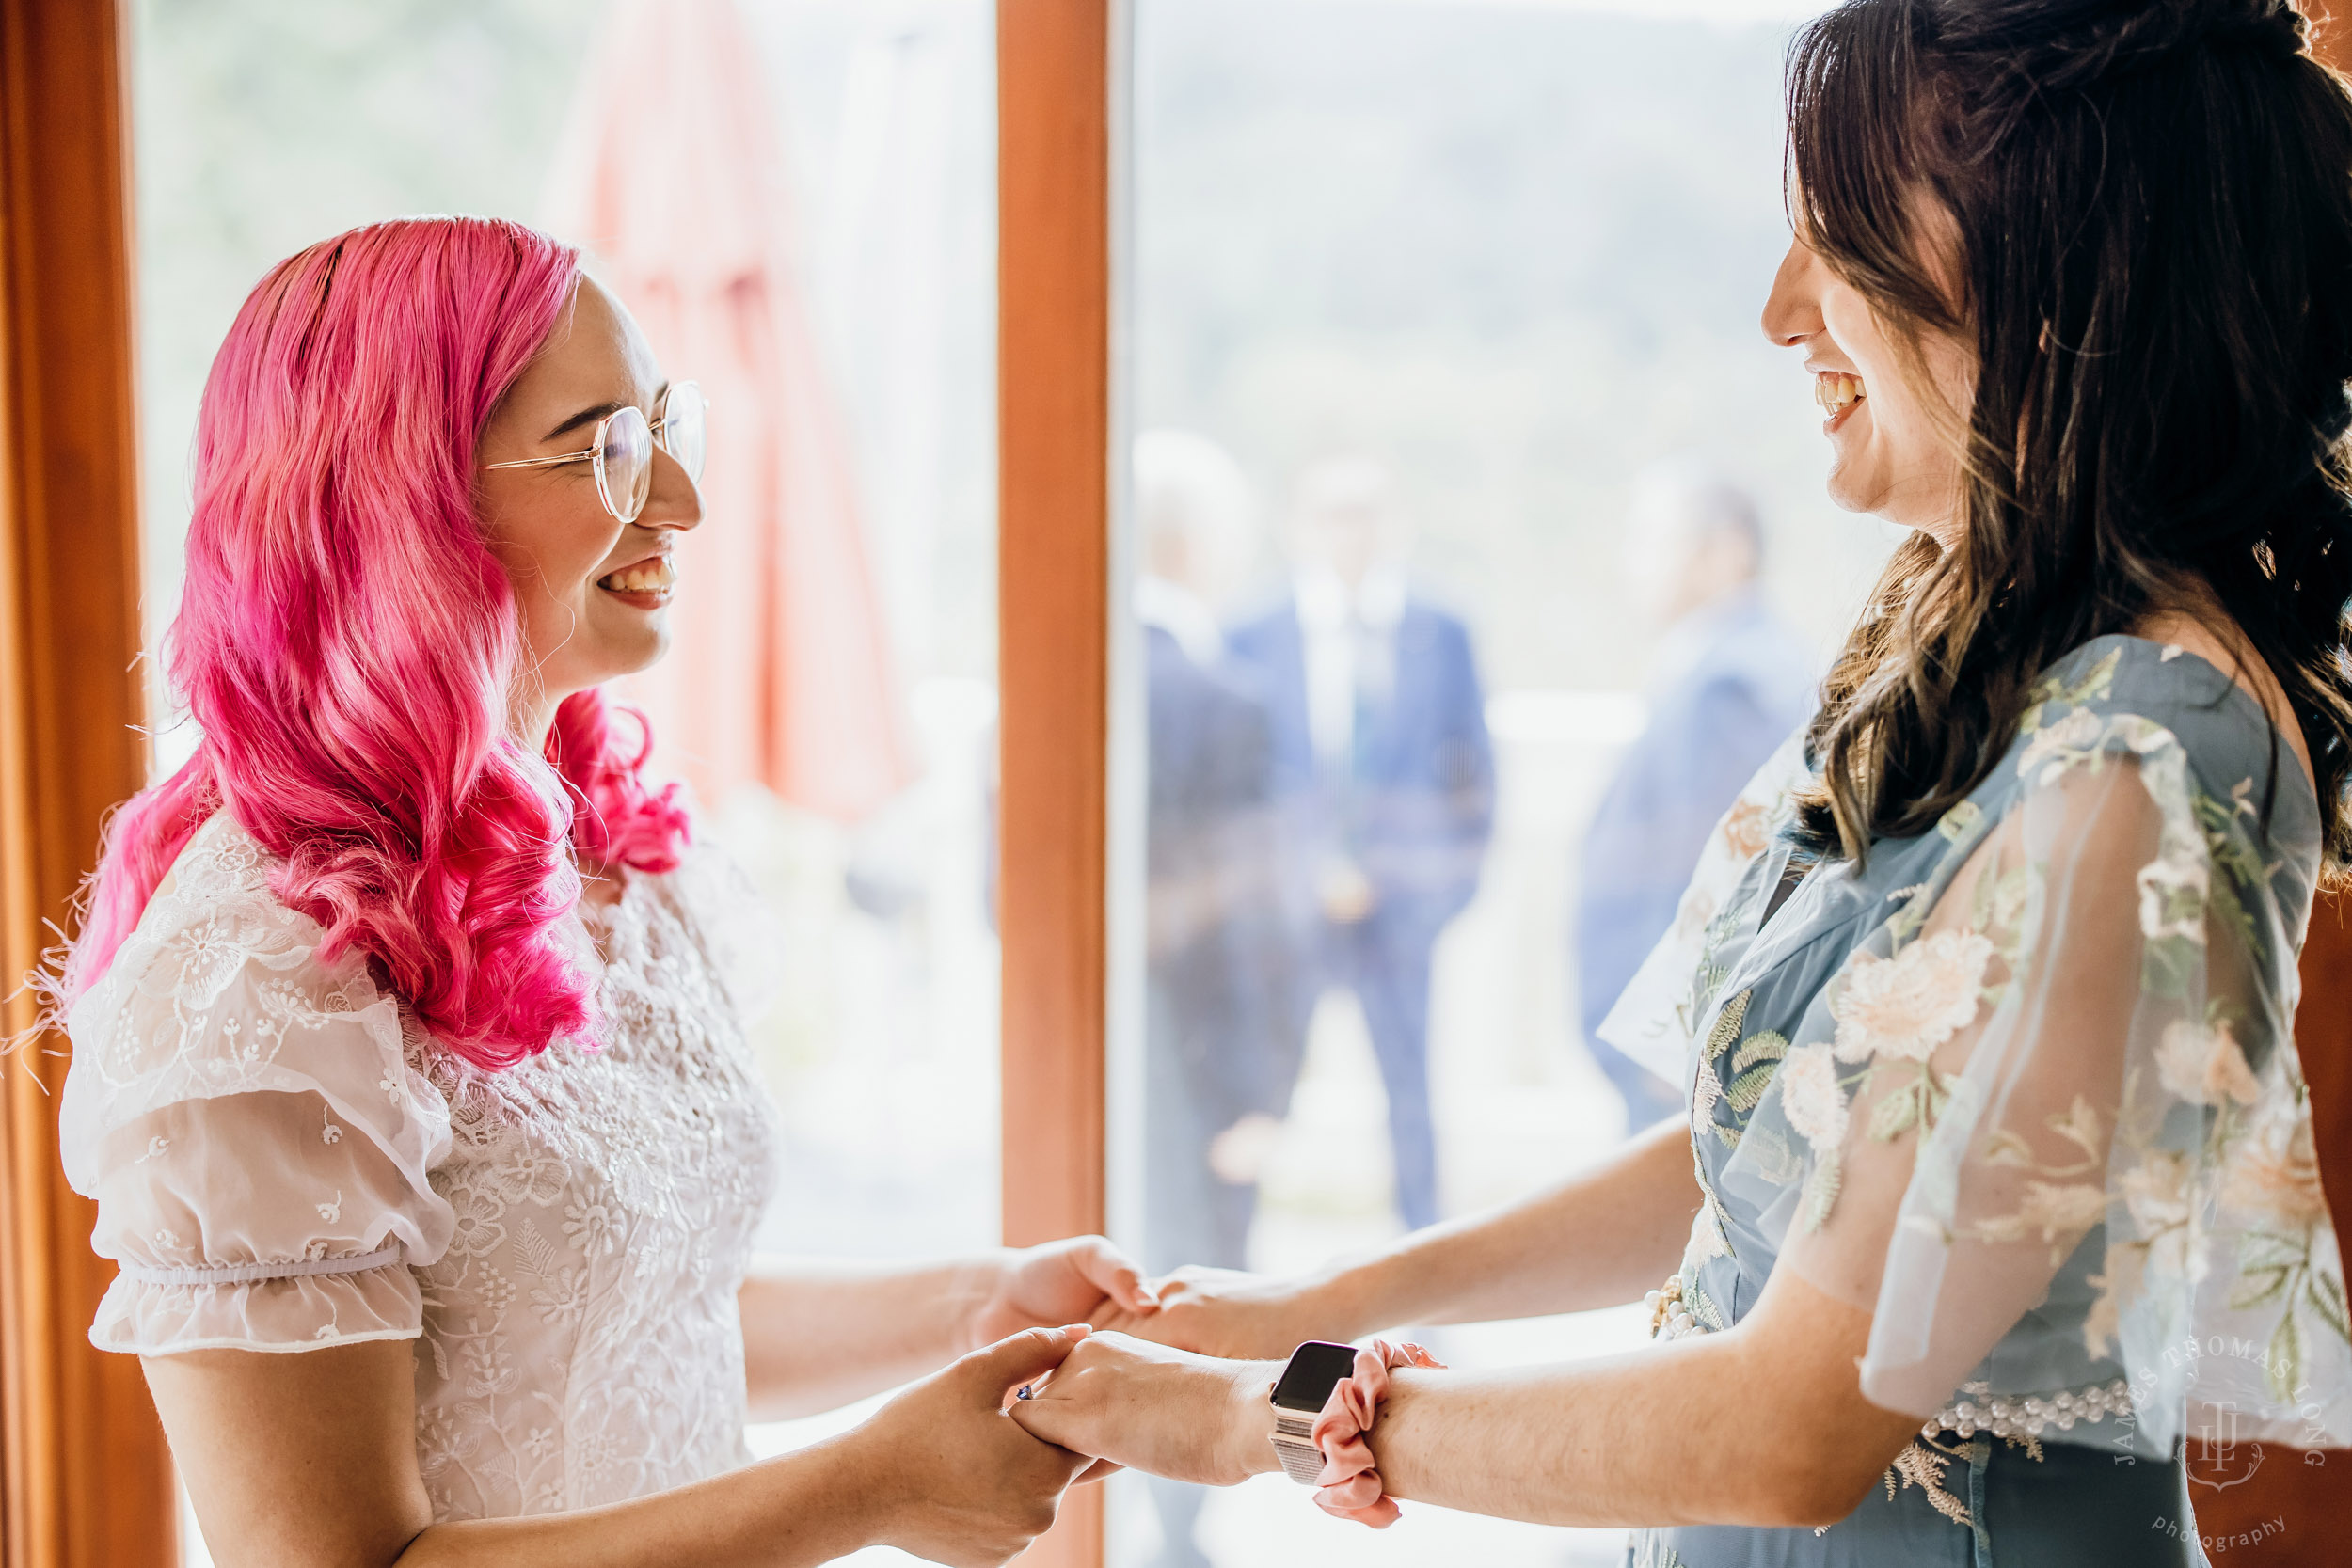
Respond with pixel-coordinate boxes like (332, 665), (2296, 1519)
(542, 0), (912, 820)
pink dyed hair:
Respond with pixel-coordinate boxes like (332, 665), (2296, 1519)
(65, 215), (690, 1069)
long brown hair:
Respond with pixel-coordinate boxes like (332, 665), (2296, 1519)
(1785, 0), (2352, 868)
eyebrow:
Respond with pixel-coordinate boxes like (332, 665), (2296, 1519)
(544, 401), (622, 444)
(539, 382), (674, 446)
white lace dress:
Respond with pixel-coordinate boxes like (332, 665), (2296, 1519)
(58, 813), (784, 1519)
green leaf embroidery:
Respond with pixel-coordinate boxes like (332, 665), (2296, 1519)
(1725, 1062), (1781, 1115)
(1869, 1085), (1921, 1142)
(2231, 1266), (2292, 1312)
(1705, 990), (1752, 1060)
(2268, 1311), (2305, 1403)
(1745, 1125), (1803, 1184)
(1685, 1280), (1727, 1331)
(1731, 1031), (1788, 1075)
(2309, 1270), (2351, 1345)
(1802, 1152), (1843, 1232)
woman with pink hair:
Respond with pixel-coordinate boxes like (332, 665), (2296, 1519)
(54, 215), (1146, 1565)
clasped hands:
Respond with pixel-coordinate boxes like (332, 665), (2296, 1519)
(1003, 1265), (1355, 1490)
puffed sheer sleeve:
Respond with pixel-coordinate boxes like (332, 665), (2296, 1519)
(56, 821), (453, 1354)
(1714, 704), (2350, 1449)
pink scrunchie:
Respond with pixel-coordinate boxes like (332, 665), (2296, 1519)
(1307, 1338), (1447, 1528)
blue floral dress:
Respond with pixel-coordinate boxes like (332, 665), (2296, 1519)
(1600, 637), (2350, 1567)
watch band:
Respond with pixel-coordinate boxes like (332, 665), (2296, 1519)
(1269, 1408), (1325, 1484)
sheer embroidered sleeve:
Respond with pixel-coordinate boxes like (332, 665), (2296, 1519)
(1714, 673), (2348, 1450)
(56, 818), (454, 1355)
(1596, 727), (1813, 1085)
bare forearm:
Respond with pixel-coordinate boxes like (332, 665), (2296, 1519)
(1317, 1117), (1699, 1333)
(1220, 1291), (1912, 1530)
(1367, 1346), (1839, 1528)
(739, 1255), (996, 1418)
(398, 1436), (879, 1568)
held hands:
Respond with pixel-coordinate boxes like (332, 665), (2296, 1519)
(968, 1236), (1159, 1350)
(1096, 1266), (1348, 1361)
(850, 1324), (1099, 1568)
(1007, 1331), (1281, 1489)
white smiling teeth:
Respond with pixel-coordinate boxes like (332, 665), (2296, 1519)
(1816, 372), (1867, 414)
(597, 557), (677, 594)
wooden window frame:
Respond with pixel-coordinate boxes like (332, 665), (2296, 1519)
(998, 2), (1121, 1564)
(0, 0), (176, 1561)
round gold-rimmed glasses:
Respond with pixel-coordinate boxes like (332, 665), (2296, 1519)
(483, 381), (707, 525)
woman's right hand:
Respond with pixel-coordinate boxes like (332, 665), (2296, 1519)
(847, 1324), (1098, 1567)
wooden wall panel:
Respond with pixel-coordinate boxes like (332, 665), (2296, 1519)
(998, 1), (1111, 1563)
(0, 0), (172, 1564)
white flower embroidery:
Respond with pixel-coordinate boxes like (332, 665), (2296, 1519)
(1830, 930), (1995, 1064)
(563, 1197), (620, 1257)
(529, 1264), (592, 1327)
(1779, 1044), (1849, 1154)
(135, 1135), (170, 1164)
(2121, 1150), (2195, 1267)
(2155, 1018), (2259, 1107)
(315, 1191), (342, 1224)
(1968, 1181), (2107, 1253)
(2222, 1114), (2329, 1233)
(2136, 856), (2209, 945)
(489, 1143), (571, 1208)
(443, 1178), (509, 1259)
(2016, 705), (2104, 783)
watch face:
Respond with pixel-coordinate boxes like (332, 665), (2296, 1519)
(1270, 1340), (1360, 1412)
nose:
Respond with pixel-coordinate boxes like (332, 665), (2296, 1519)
(1762, 237), (1828, 349)
(638, 445), (703, 533)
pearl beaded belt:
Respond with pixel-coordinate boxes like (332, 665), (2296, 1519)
(1922, 1378), (2134, 1442)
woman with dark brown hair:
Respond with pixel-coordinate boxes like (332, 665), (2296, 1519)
(998, 2), (2352, 1560)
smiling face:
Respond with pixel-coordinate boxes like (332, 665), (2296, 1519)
(475, 277), (701, 742)
(1761, 235), (1976, 546)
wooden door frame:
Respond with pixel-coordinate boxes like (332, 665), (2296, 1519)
(0, 0), (175, 1563)
(998, 1), (1122, 1564)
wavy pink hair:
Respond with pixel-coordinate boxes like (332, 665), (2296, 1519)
(64, 216), (690, 1070)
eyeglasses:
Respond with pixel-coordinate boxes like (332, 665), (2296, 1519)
(482, 380), (707, 525)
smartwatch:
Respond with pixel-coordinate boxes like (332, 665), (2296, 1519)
(1267, 1340), (1360, 1484)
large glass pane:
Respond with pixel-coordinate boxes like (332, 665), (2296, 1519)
(1119, 3), (1867, 1562)
(131, 4), (995, 1560)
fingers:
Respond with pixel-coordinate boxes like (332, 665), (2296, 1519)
(967, 1323), (1092, 1400)
(1006, 1389), (1074, 1449)
(1068, 1238), (1159, 1313)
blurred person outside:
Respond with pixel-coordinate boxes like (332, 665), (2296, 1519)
(1133, 431), (1295, 1568)
(1136, 430), (1298, 1281)
(1574, 459), (1815, 1131)
(1226, 455), (1495, 1234)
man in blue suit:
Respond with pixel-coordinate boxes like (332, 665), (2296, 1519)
(1575, 462), (1816, 1130)
(1227, 456), (1494, 1234)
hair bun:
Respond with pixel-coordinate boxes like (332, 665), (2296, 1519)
(1963, 0), (2311, 95)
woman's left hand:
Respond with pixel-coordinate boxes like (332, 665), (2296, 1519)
(1008, 1330), (1281, 1488)
(969, 1236), (1160, 1348)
